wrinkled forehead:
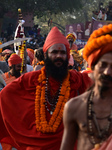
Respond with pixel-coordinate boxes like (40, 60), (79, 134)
(99, 52), (112, 62)
(48, 43), (67, 52)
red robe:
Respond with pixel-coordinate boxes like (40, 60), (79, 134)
(0, 69), (92, 150)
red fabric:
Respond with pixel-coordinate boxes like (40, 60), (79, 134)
(0, 69), (92, 150)
(43, 26), (70, 59)
(1, 142), (12, 150)
(27, 48), (34, 64)
(71, 44), (78, 51)
(88, 43), (112, 67)
(99, 134), (112, 150)
(8, 54), (22, 66)
(91, 134), (112, 150)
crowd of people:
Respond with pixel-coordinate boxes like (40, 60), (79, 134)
(93, 1), (112, 21)
(0, 17), (112, 150)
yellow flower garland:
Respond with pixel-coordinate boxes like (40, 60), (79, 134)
(20, 41), (26, 73)
(35, 66), (70, 133)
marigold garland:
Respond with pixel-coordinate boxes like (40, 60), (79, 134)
(83, 24), (112, 61)
(35, 66), (70, 133)
(36, 61), (44, 66)
(19, 41), (26, 73)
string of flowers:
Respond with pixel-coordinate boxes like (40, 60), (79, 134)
(83, 24), (112, 61)
(20, 41), (26, 73)
(35, 66), (70, 133)
(36, 61), (44, 66)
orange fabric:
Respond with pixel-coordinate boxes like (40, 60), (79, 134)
(0, 69), (92, 149)
(88, 43), (112, 67)
(8, 54), (22, 66)
(43, 26), (70, 59)
(1, 143), (12, 150)
(4, 72), (16, 85)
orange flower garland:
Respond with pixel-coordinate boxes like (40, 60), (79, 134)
(20, 41), (26, 73)
(83, 24), (112, 61)
(35, 66), (70, 133)
(36, 61), (44, 66)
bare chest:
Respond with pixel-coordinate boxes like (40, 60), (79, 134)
(77, 96), (112, 146)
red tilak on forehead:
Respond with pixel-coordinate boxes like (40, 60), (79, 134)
(58, 47), (61, 50)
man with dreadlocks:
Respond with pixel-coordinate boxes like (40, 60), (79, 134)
(60, 24), (112, 150)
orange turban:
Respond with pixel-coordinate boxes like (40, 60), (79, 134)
(43, 26), (70, 59)
(83, 24), (112, 68)
(8, 54), (22, 66)
(66, 33), (76, 42)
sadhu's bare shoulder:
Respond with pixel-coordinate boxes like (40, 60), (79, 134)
(64, 90), (91, 116)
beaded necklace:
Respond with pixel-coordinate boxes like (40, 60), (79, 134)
(87, 90), (112, 146)
(45, 77), (62, 115)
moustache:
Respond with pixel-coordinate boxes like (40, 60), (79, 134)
(54, 58), (64, 63)
(99, 74), (112, 82)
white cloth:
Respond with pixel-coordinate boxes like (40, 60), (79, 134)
(26, 64), (33, 72)
(85, 29), (90, 36)
(97, 10), (107, 20)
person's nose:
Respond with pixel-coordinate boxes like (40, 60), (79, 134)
(56, 52), (62, 58)
(104, 65), (112, 76)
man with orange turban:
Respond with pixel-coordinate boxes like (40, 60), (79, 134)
(60, 24), (112, 150)
(0, 26), (92, 150)
(3, 53), (22, 85)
